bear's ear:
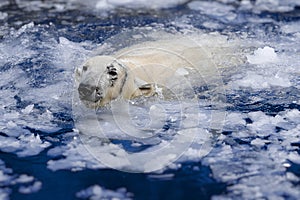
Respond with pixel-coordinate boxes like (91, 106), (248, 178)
(75, 68), (82, 82)
(106, 64), (118, 86)
(75, 63), (89, 79)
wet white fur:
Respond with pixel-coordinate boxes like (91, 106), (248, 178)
(75, 33), (245, 108)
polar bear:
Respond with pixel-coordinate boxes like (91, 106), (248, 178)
(75, 33), (245, 108)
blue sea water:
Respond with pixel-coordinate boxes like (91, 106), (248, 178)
(0, 0), (300, 199)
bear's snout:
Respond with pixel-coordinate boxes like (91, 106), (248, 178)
(78, 83), (103, 103)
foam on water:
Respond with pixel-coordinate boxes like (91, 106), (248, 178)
(1, 0), (300, 199)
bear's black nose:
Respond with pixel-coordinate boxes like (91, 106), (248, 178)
(78, 83), (102, 102)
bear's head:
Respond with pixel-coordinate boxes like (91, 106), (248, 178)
(75, 56), (128, 108)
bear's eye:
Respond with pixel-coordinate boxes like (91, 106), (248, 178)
(82, 66), (88, 71)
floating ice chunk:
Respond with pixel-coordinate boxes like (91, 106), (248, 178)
(47, 146), (69, 158)
(287, 151), (300, 164)
(47, 139), (105, 171)
(248, 111), (285, 127)
(0, 12), (8, 20)
(202, 144), (233, 167)
(253, 0), (300, 13)
(6, 121), (17, 129)
(188, 1), (236, 21)
(0, 188), (10, 200)
(224, 173), (298, 199)
(14, 174), (35, 184)
(21, 104), (34, 114)
(0, 136), (21, 153)
(94, 0), (189, 9)
(148, 173), (175, 180)
(286, 172), (300, 183)
(0, 171), (11, 183)
(224, 112), (247, 131)
(188, 1), (233, 15)
(247, 111), (276, 137)
(177, 128), (214, 162)
(283, 109), (300, 124)
(15, 22), (35, 37)
(95, 0), (113, 9)
(247, 46), (279, 64)
(281, 22), (300, 34)
(3, 112), (20, 121)
(55, 37), (95, 69)
(182, 107), (210, 129)
(76, 185), (132, 200)
(0, 160), (12, 175)
(17, 134), (51, 156)
(0, 134), (51, 157)
(47, 159), (87, 172)
(234, 71), (291, 89)
(18, 181), (42, 194)
(144, 153), (177, 171)
(250, 138), (267, 147)
(148, 104), (167, 129)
